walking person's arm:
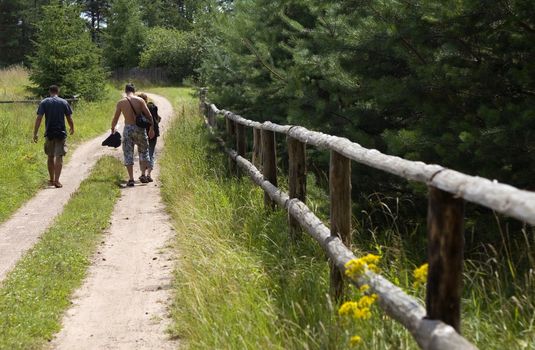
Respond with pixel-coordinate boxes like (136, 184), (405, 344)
(111, 104), (121, 133)
(33, 114), (43, 143)
(141, 101), (155, 139)
(66, 114), (74, 135)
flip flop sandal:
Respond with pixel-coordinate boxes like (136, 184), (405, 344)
(54, 181), (63, 188)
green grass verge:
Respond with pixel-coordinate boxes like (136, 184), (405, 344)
(0, 156), (123, 350)
(156, 88), (413, 349)
(0, 66), (121, 224)
(157, 87), (534, 349)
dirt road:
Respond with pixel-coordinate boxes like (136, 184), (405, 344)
(49, 94), (179, 349)
(0, 93), (179, 349)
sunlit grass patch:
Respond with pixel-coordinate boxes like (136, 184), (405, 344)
(0, 156), (123, 350)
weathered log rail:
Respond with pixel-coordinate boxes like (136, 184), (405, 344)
(199, 90), (534, 349)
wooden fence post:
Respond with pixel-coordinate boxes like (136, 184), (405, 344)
(261, 129), (277, 209)
(287, 136), (306, 239)
(252, 128), (262, 170)
(226, 117), (237, 175)
(329, 151), (351, 302)
(426, 186), (465, 332)
(199, 88), (207, 115)
(236, 123), (247, 177)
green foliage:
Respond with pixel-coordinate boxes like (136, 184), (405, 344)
(139, 27), (201, 82)
(198, 0), (535, 243)
(0, 0), (24, 67)
(28, 0), (106, 100)
(102, 0), (146, 69)
(0, 156), (123, 350)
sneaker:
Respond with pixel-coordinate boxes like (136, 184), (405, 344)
(139, 175), (149, 183)
(146, 175), (153, 182)
(127, 179), (135, 187)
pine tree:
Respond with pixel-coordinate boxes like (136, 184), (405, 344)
(29, 0), (106, 100)
(0, 0), (24, 66)
(103, 0), (145, 69)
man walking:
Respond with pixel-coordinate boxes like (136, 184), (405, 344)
(111, 83), (154, 186)
(33, 85), (74, 188)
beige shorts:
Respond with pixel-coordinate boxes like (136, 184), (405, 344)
(44, 138), (67, 157)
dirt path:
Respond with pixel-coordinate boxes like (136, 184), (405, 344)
(0, 120), (123, 282)
(49, 94), (179, 350)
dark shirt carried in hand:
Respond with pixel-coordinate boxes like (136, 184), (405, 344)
(36, 96), (73, 140)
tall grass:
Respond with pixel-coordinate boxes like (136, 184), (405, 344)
(0, 66), (121, 224)
(157, 87), (535, 349)
(157, 88), (417, 349)
(0, 65), (32, 99)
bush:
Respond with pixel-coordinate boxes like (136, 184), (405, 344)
(140, 27), (201, 83)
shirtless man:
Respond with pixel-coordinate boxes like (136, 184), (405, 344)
(111, 83), (155, 186)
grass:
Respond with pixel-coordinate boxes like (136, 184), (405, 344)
(0, 156), (123, 350)
(157, 88), (415, 349)
(0, 66), (121, 224)
(157, 87), (535, 349)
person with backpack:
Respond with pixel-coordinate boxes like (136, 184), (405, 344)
(110, 83), (154, 187)
(137, 93), (160, 182)
(33, 85), (74, 188)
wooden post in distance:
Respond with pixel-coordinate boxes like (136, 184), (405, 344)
(262, 129), (277, 209)
(288, 136), (306, 239)
(329, 150), (351, 301)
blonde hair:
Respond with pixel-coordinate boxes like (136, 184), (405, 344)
(137, 93), (148, 102)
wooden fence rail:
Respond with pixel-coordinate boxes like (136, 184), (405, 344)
(199, 91), (533, 349)
(0, 98), (79, 104)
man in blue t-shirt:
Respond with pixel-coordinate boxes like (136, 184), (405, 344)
(33, 85), (75, 188)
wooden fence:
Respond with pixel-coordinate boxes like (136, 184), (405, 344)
(199, 89), (535, 350)
(0, 98), (79, 104)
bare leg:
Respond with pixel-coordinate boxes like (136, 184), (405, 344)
(126, 165), (134, 181)
(47, 155), (55, 183)
(139, 160), (147, 176)
(54, 156), (63, 187)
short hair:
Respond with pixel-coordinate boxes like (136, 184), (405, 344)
(137, 93), (148, 102)
(49, 85), (59, 94)
(125, 83), (136, 93)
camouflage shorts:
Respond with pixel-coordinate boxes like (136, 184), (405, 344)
(122, 124), (149, 166)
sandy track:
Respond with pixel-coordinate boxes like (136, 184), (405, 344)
(0, 120), (123, 282)
(49, 94), (179, 350)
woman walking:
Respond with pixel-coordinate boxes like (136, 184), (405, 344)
(137, 93), (160, 182)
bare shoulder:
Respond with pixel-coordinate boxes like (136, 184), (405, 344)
(131, 95), (145, 103)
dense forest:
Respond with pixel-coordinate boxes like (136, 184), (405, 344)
(1, 0), (534, 242)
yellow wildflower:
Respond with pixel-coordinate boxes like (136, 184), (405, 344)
(413, 263), (429, 289)
(338, 301), (358, 316)
(344, 254), (382, 279)
(344, 258), (366, 278)
(359, 284), (370, 293)
(367, 263), (380, 273)
(357, 295), (377, 308)
(354, 307), (372, 319)
(350, 335), (362, 346)
(361, 253), (380, 265)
